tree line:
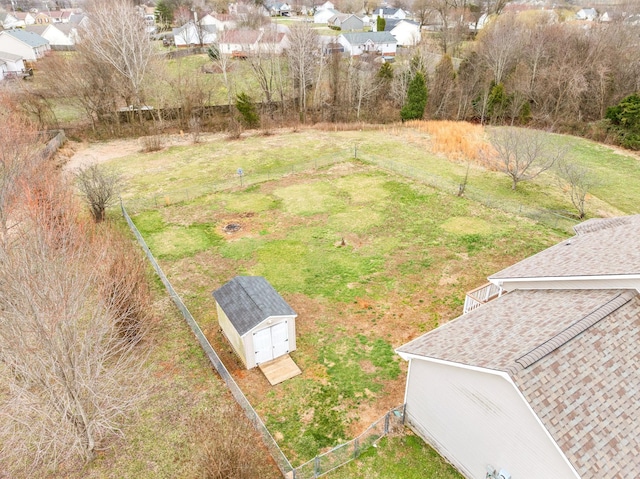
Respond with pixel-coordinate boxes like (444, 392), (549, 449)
(10, 0), (640, 148)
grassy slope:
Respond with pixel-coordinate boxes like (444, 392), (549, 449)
(103, 124), (640, 476)
(113, 127), (639, 223)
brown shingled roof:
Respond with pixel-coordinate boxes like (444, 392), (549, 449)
(397, 289), (633, 373)
(514, 296), (640, 477)
(398, 288), (640, 477)
(490, 214), (640, 280)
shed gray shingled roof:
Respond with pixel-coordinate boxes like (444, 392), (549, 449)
(490, 214), (640, 280)
(212, 276), (296, 336)
(398, 288), (640, 477)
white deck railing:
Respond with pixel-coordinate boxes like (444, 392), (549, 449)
(463, 282), (503, 314)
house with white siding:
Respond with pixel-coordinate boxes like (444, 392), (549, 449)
(26, 24), (77, 48)
(172, 22), (217, 47)
(0, 51), (25, 80)
(0, 29), (50, 61)
(337, 31), (397, 57)
(314, 7), (339, 24)
(385, 19), (421, 46)
(2, 11), (36, 28)
(397, 215), (640, 479)
(218, 28), (288, 56)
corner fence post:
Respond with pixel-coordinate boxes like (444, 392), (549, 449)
(384, 411), (389, 434)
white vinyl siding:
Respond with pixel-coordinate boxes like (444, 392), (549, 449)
(405, 359), (579, 479)
(216, 304), (247, 366)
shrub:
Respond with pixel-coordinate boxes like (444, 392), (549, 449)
(605, 93), (640, 150)
(236, 92), (260, 128)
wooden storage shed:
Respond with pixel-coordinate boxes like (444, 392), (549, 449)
(212, 276), (297, 370)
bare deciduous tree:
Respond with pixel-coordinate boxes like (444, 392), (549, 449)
(0, 195), (148, 475)
(75, 164), (120, 222)
(286, 23), (319, 122)
(476, 12), (523, 86)
(0, 98), (44, 243)
(556, 159), (599, 219)
(487, 127), (566, 190)
(82, 0), (155, 111)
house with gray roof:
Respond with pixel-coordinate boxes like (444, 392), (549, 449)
(212, 276), (297, 369)
(328, 13), (364, 31)
(0, 29), (50, 61)
(337, 31), (397, 57)
(397, 215), (640, 478)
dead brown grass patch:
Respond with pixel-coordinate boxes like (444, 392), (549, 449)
(407, 120), (494, 165)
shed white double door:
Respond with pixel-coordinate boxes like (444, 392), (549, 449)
(253, 321), (289, 364)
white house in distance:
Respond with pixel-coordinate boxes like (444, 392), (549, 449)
(374, 7), (406, 20)
(200, 13), (236, 32)
(172, 22), (217, 47)
(314, 7), (339, 24)
(218, 28), (289, 56)
(576, 8), (598, 21)
(338, 31), (397, 57)
(26, 24), (77, 49)
(1, 11), (36, 29)
(385, 19), (421, 46)
(397, 215), (640, 479)
(212, 276), (298, 371)
(0, 29), (50, 61)
(0, 51), (25, 80)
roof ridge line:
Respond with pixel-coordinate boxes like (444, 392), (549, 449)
(509, 290), (636, 374)
(236, 276), (269, 317)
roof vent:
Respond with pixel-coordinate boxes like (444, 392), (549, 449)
(498, 470), (511, 479)
(486, 466), (511, 479)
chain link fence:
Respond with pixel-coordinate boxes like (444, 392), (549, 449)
(357, 150), (579, 234)
(121, 202), (294, 477)
(123, 149), (351, 214)
(293, 405), (406, 479)
(122, 201), (408, 478)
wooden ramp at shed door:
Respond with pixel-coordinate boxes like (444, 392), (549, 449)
(258, 354), (302, 386)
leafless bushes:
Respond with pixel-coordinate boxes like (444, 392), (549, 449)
(140, 134), (165, 152)
(0, 103), (151, 476)
(75, 164), (120, 222)
(193, 403), (279, 479)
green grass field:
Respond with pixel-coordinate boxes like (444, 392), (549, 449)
(99, 123), (640, 476)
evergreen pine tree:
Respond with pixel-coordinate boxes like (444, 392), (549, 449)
(236, 93), (260, 128)
(400, 72), (428, 121)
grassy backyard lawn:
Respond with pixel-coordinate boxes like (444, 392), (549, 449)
(103, 124), (640, 474)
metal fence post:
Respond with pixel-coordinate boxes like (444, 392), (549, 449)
(314, 456), (320, 477)
(354, 437), (359, 459)
(384, 411), (389, 434)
